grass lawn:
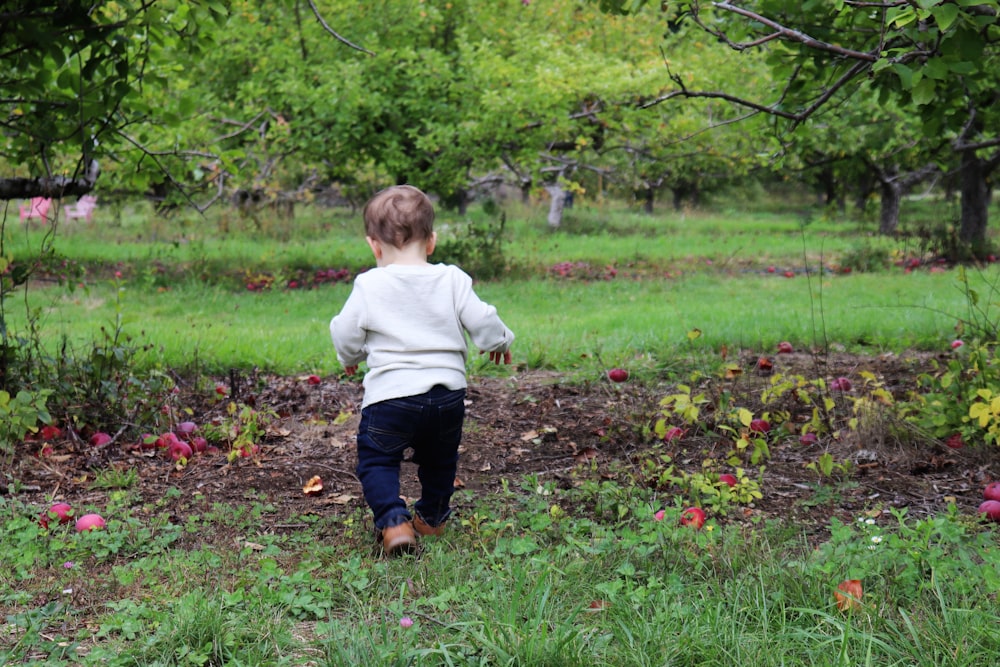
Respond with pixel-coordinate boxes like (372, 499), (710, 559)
(3, 195), (1000, 665)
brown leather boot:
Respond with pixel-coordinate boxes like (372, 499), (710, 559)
(382, 522), (417, 555)
(413, 515), (445, 537)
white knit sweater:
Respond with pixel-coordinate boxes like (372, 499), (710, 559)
(331, 263), (514, 407)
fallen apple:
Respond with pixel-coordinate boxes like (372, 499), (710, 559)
(680, 507), (706, 529)
(175, 421), (198, 439)
(977, 500), (1000, 522)
(830, 377), (852, 392)
(756, 356), (773, 372)
(607, 368), (629, 383)
(307, 374), (321, 385)
(75, 513), (106, 532)
(777, 341), (794, 354)
(799, 432), (818, 446)
(189, 436), (209, 453)
(945, 434), (965, 450)
(663, 426), (685, 442)
(749, 418), (770, 434)
(155, 432), (180, 449)
(167, 440), (193, 462)
(89, 432), (112, 447)
(835, 579), (863, 611)
(654, 509), (666, 521)
(984, 482), (1000, 502)
(719, 474), (738, 488)
(39, 425), (63, 440)
(39, 502), (73, 528)
(951, 339), (964, 349)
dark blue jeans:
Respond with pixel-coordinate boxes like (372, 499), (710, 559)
(356, 385), (466, 530)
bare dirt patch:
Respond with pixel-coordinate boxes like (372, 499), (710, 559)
(7, 352), (999, 542)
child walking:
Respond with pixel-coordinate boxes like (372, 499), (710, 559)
(331, 185), (514, 555)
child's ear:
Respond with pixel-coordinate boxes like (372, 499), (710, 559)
(365, 236), (382, 259)
(426, 232), (437, 256)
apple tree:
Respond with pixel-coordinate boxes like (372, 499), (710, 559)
(594, 0), (1000, 253)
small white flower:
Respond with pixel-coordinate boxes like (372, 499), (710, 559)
(865, 518), (876, 525)
(871, 535), (883, 544)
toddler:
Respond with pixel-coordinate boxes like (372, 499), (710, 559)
(331, 185), (514, 555)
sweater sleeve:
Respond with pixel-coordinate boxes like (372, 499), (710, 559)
(453, 269), (514, 353)
(330, 282), (369, 367)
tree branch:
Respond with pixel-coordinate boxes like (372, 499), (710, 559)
(306, 0), (375, 56)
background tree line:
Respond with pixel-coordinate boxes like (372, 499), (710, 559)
(2, 0), (998, 253)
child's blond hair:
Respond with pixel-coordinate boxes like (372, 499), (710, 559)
(363, 185), (435, 248)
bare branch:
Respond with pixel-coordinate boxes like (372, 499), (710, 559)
(711, 2), (879, 61)
(306, 0), (375, 56)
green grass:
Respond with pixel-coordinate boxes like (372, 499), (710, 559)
(4, 195), (1000, 664)
(5, 263), (986, 376)
(3, 483), (998, 665)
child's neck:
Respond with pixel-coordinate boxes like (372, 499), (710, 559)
(378, 240), (430, 267)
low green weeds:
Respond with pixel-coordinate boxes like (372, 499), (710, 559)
(4, 478), (998, 665)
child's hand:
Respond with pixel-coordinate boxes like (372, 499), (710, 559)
(481, 349), (512, 365)
(344, 365), (358, 375)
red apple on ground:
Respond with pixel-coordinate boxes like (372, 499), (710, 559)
(945, 434), (965, 450)
(654, 509), (666, 521)
(830, 377), (852, 391)
(88, 432), (112, 447)
(749, 419), (770, 434)
(155, 432), (180, 449)
(799, 432), (818, 446)
(75, 513), (106, 532)
(719, 474), (738, 488)
(662, 426), (685, 442)
(39, 425), (62, 440)
(977, 500), (1000, 522)
(950, 339), (964, 350)
(167, 440), (193, 462)
(607, 368), (629, 383)
(777, 341), (794, 354)
(984, 482), (1000, 502)
(189, 436), (208, 453)
(175, 421), (198, 439)
(680, 507), (706, 529)
(40, 502), (73, 528)
(307, 374), (321, 385)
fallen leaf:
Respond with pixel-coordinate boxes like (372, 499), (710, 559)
(302, 475), (324, 496)
(835, 579), (863, 612)
(574, 447), (598, 463)
(453, 477), (465, 489)
(324, 493), (357, 505)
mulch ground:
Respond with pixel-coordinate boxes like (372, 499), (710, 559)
(7, 351), (999, 544)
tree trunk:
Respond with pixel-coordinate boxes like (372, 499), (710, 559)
(878, 178), (902, 235)
(959, 148), (989, 251)
(636, 187), (654, 214)
(545, 185), (564, 229)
